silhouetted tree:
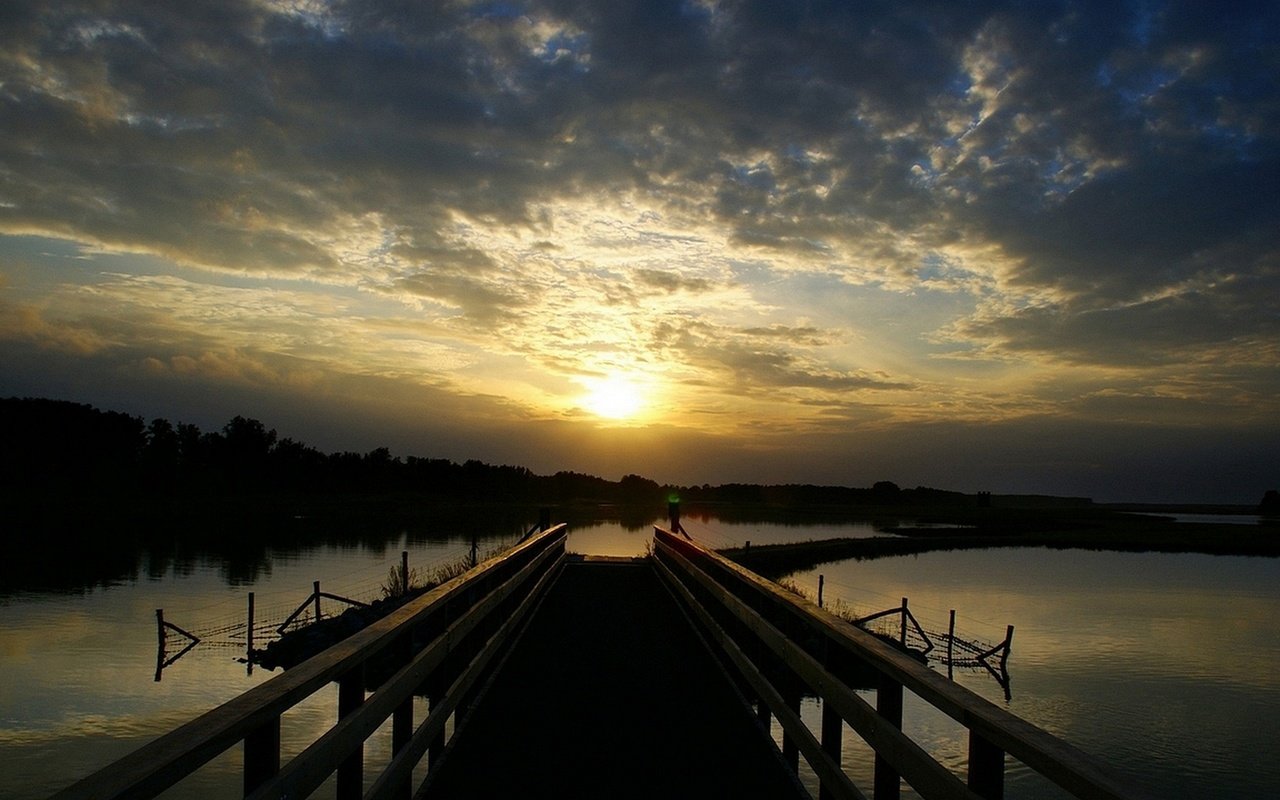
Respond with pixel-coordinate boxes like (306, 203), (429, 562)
(618, 473), (663, 504)
(1261, 490), (1280, 517)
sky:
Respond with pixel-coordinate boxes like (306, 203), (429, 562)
(1, 1), (1277, 504)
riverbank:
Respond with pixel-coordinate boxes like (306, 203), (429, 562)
(719, 511), (1279, 578)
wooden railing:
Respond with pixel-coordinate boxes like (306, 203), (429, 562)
(651, 526), (1154, 800)
(53, 524), (568, 800)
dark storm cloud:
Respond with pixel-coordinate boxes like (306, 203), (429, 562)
(1, 0), (1276, 368)
(963, 271), (1280, 367)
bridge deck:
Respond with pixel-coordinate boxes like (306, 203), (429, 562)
(423, 556), (804, 798)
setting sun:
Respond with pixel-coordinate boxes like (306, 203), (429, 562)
(583, 376), (644, 420)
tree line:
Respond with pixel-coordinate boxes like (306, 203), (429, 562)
(18, 396), (1216, 514)
(0, 397), (665, 505)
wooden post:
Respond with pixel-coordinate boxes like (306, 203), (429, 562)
(427, 688), (446, 770)
(313, 580), (322, 622)
(337, 668), (365, 800)
(1001, 625), (1015, 671)
(154, 609), (166, 683)
(968, 731), (1005, 799)
(744, 540), (750, 555)
(539, 507), (551, 531)
(875, 674), (903, 800)
(391, 634), (413, 800)
(781, 687), (801, 773)
(668, 499), (681, 533)
(401, 551), (410, 595)
(948, 609), (956, 680)
(819, 698), (843, 800)
(244, 716), (280, 794)
(818, 574), (825, 608)
(470, 533), (478, 567)
(247, 592), (255, 676)
(899, 597), (909, 648)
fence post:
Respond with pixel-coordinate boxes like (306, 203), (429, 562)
(247, 592), (255, 676)
(900, 598), (909, 647)
(401, 551), (410, 595)
(818, 574), (825, 608)
(313, 580), (322, 622)
(1001, 625), (1015, 670)
(947, 609), (956, 679)
(668, 499), (681, 533)
(470, 533), (478, 567)
(154, 609), (166, 682)
(539, 507), (551, 531)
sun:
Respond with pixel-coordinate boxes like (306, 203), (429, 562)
(583, 375), (644, 420)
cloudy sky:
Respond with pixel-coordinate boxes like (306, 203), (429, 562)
(1, 0), (1277, 503)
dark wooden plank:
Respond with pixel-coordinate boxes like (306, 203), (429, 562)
(423, 561), (808, 799)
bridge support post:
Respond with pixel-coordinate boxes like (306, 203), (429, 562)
(874, 675), (903, 800)
(244, 716), (280, 795)
(968, 731), (1005, 799)
(781, 687), (801, 773)
(819, 698), (843, 800)
(337, 667), (365, 800)
(391, 634), (413, 800)
(427, 687), (446, 770)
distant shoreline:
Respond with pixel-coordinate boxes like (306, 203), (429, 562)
(718, 512), (1279, 579)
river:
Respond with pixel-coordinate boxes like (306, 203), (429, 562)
(2, 513), (1276, 798)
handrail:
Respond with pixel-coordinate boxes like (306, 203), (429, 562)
(53, 524), (568, 800)
(652, 526), (1154, 800)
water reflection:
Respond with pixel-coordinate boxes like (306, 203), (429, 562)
(4, 513), (1279, 800)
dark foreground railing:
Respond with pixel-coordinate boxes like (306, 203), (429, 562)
(53, 524), (567, 800)
(652, 526), (1154, 800)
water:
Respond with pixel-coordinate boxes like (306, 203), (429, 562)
(781, 548), (1280, 799)
(2, 515), (1276, 798)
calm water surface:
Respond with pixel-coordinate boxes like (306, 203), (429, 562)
(2, 516), (1276, 798)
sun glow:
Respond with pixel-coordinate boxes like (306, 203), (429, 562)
(582, 375), (645, 420)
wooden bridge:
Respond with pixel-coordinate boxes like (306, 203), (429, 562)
(53, 523), (1153, 800)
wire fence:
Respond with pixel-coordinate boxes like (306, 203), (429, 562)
(671, 517), (1016, 695)
(153, 534), (528, 679)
